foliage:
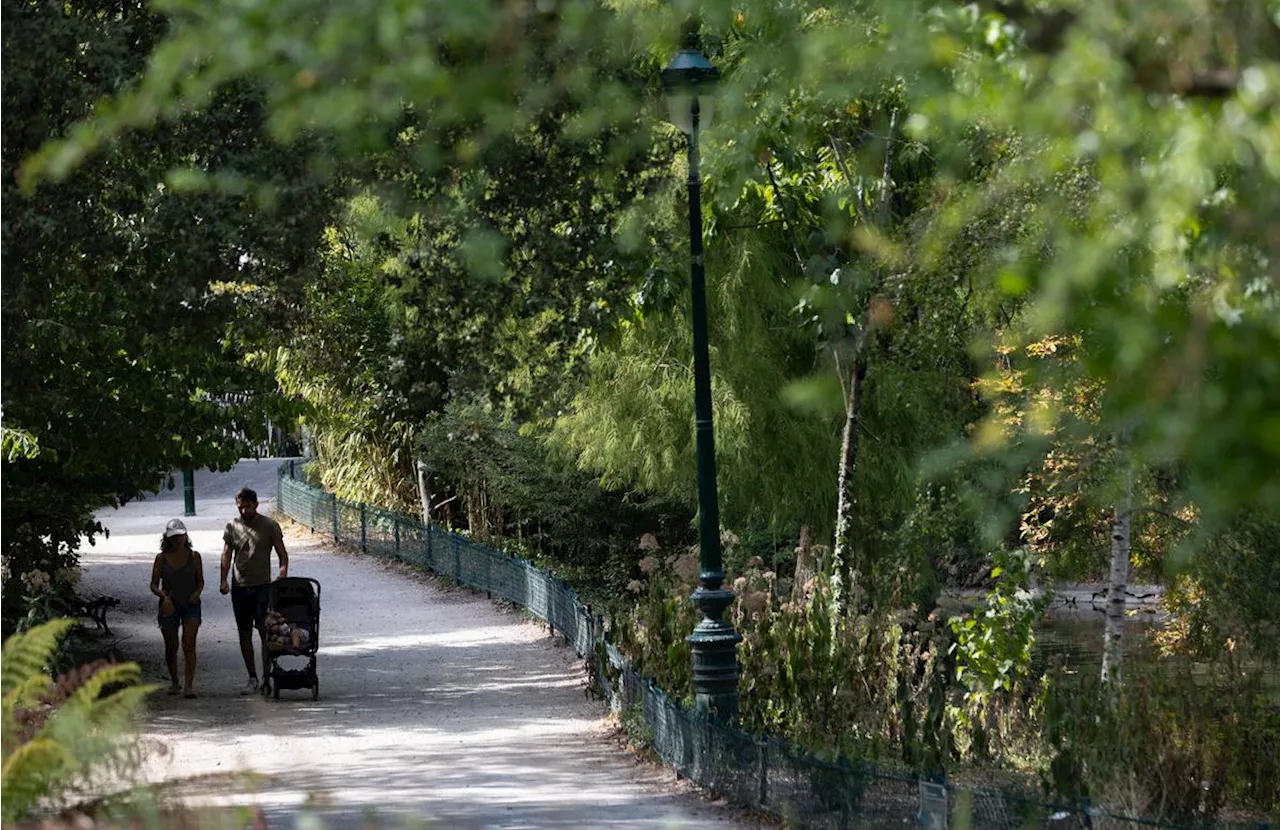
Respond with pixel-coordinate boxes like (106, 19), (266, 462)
(269, 192), (414, 510)
(416, 399), (698, 605)
(550, 227), (843, 535)
(12, 0), (1280, 819)
(1158, 514), (1280, 664)
(278, 74), (674, 507)
(19, 0), (1280, 540)
(2, 0), (336, 631)
(1042, 657), (1280, 822)
(618, 539), (954, 769)
(2, 619), (158, 823)
(611, 541), (699, 703)
(946, 549), (1045, 727)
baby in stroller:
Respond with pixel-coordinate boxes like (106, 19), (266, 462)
(265, 611), (312, 651)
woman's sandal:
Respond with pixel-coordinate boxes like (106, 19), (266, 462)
(183, 690), (197, 699)
(167, 683), (181, 696)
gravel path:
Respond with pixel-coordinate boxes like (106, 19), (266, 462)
(79, 459), (758, 829)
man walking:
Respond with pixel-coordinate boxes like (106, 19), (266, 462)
(220, 486), (288, 694)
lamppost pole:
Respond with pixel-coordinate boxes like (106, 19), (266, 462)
(182, 467), (196, 517)
(664, 36), (741, 723)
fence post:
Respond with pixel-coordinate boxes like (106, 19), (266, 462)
(485, 551), (491, 599)
(548, 579), (556, 638)
(394, 516), (401, 560)
(758, 740), (768, 808)
(838, 756), (851, 830)
(331, 493), (339, 541)
(425, 525), (432, 569)
(454, 537), (461, 585)
(360, 503), (367, 552)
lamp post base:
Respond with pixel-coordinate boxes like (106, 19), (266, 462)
(688, 587), (742, 723)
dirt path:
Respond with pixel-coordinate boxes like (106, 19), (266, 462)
(79, 459), (757, 829)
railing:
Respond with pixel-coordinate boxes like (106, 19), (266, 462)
(276, 462), (1270, 830)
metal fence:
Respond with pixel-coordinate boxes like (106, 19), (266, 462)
(275, 463), (1271, 830)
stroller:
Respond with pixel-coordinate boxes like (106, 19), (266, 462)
(264, 577), (321, 700)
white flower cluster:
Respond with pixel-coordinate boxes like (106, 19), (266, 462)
(21, 569), (51, 594)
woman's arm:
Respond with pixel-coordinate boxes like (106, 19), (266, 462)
(190, 551), (205, 604)
(150, 555), (168, 600)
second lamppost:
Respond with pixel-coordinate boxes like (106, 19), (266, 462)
(661, 35), (741, 723)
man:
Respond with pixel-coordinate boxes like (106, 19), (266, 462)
(220, 486), (288, 694)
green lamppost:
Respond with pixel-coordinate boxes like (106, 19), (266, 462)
(662, 34), (741, 723)
(183, 468), (196, 517)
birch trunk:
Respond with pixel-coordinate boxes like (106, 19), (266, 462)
(1101, 467), (1134, 684)
(416, 461), (432, 526)
(831, 351), (868, 608)
(828, 109), (896, 603)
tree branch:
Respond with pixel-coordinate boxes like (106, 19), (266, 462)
(828, 136), (872, 225)
(876, 110), (898, 229)
(764, 157), (807, 270)
(1132, 506), (1195, 527)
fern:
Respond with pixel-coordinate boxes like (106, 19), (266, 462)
(1, 740), (75, 811)
(4, 674), (53, 714)
(1, 619), (158, 823)
(1, 618), (75, 698)
(61, 663), (144, 717)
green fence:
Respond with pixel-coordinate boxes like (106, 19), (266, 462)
(276, 462), (1270, 830)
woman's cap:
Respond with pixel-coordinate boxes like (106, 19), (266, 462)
(164, 518), (188, 538)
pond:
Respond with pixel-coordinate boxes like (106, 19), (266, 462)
(1030, 589), (1280, 695)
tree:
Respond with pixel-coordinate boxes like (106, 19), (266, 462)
(2, 0), (336, 629)
(276, 90), (675, 506)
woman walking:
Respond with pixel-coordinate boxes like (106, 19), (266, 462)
(150, 518), (204, 698)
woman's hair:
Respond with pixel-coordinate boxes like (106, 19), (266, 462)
(160, 533), (189, 554)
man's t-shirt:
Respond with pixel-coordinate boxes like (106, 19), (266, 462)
(223, 513), (280, 587)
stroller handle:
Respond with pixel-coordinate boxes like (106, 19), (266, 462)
(272, 576), (321, 602)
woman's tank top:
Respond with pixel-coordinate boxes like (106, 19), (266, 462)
(160, 551), (200, 608)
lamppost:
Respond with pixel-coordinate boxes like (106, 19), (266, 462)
(662, 34), (741, 723)
(183, 468), (196, 517)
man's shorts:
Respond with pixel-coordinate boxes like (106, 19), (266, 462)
(158, 602), (201, 630)
(231, 584), (271, 633)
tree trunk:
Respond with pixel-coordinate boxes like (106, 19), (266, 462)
(416, 461), (432, 526)
(792, 525), (816, 605)
(827, 109), (896, 612)
(831, 349), (868, 610)
(1101, 466), (1134, 684)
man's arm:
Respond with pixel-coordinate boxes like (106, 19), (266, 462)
(273, 525), (289, 579)
(220, 542), (233, 594)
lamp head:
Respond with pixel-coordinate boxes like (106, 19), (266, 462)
(661, 34), (719, 134)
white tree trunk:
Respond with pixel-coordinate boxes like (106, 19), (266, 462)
(1101, 467), (1134, 684)
(831, 352), (867, 610)
(415, 461), (433, 526)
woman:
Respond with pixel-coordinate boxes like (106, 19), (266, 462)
(150, 517), (204, 698)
